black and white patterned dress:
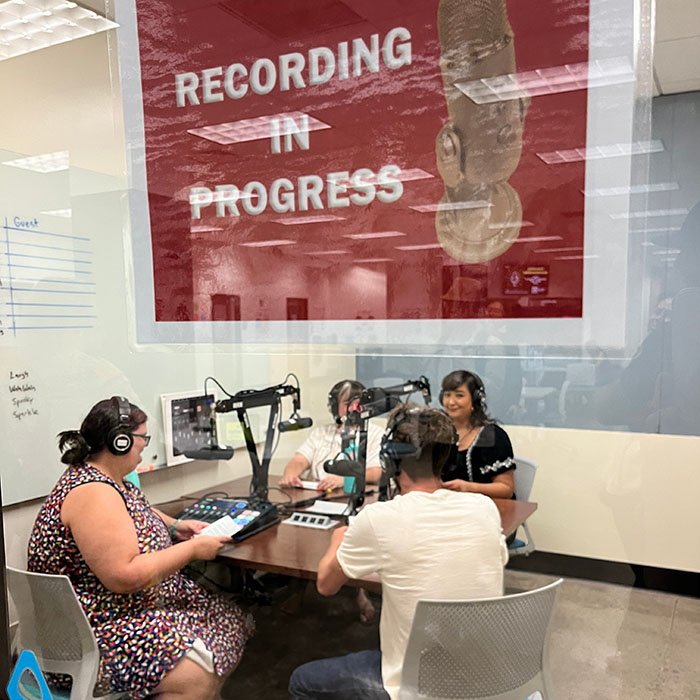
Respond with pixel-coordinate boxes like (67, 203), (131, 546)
(441, 423), (516, 488)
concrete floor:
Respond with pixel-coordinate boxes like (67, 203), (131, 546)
(524, 571), (700, 700)
(222, 570), (700, 699)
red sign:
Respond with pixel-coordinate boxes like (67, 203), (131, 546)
(134, 0), (588, 322)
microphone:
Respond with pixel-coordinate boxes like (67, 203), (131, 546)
(278, 416), (313, 432)
(360, 388), (402, 416)
(182, 444), (234, 460)
(323, 458), (363, 477)
(420, 375), (432, 405)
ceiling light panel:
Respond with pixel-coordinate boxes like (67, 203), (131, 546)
(2, 149), (69, 172)
(40, 207), (72, 217)
(328, 168), (434, 188)
(273, 214), (344, 225)
(537, 140), (664, 164)
(189, 112), (331, 146)
(0, 1), (118, 62)
(609, 208), (689, 220)
(411, 200), (492, 213)
(512, 236), (562, 243)
(583, 182), (679, 197)
(344, 231), (406, 240)
(455, 57), (634, 104)
(239, 239), (296, 247)
(395, 243), (443, 251)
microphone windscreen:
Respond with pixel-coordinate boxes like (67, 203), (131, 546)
(182, 445), (234, 460)
(278, 417), (313, 432)
(324, 459), (363, 477)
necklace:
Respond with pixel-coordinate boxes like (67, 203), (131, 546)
(457, 425), (479, 449)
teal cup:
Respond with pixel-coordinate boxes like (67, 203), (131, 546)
(343, 476), (356, 493)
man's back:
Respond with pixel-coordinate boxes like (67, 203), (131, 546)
(337, 489), (507, 699)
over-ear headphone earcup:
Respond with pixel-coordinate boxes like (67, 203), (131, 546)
(107, 428), (134, 455)
(107, 396), (133, 455)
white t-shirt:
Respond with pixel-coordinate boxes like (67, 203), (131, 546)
(296, 422), (383, 480)
(337, 489), (508, 700)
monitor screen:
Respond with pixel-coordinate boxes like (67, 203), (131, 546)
(171, 394), (215, 457)
(160, 391), (218, 466)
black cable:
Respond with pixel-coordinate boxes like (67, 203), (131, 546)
(266, 486), (293, 503)
(158, 495), (198, 506)
(200, 490), (231, 499)
(204, 375), (234, 399)
(282, 372), (301, 390)
(270, 397), (282, 456)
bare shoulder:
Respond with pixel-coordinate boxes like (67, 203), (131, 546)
(61, 481), (125, 525)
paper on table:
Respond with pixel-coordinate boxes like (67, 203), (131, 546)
(297, 480), (320, 490)
(304, 501), (350, 516)
(198, 515), (236, 537)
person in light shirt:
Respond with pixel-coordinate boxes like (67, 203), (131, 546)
(288, 405), (508, 700)
(280, 379), (383, 623)
(280, 379), (383, 491)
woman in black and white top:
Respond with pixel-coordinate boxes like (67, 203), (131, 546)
(440, 370), (516, 499)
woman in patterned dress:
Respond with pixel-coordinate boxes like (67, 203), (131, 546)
(28, 397), (254, 700)
(439, 370), (516, 498)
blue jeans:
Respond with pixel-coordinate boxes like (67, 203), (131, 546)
(289, 650), (391, 699)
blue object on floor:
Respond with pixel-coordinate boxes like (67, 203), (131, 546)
(7, 650), (64, 700)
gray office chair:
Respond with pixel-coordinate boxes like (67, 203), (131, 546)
(399, 578), (562, 700)
(7, 566), (126, 700)
(509, 456), (538, 556)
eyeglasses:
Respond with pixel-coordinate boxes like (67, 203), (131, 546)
(133, 433), (151, 446)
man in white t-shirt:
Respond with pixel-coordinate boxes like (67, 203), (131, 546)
(280, 379), (383, 491)
(288, 405), (508, 700)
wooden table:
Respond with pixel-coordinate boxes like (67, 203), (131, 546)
(159, 475), (537, 588)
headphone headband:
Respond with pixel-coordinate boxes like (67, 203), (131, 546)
(380, 406), (457, 479)
(327, 380), (365, 423)
(107, 396), (134, 456)
(439, 370), (486, 409)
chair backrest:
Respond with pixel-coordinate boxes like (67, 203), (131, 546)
(6, 566), (100, 696)
(513, 456), (538, 502)
(399, 578), (562, 700)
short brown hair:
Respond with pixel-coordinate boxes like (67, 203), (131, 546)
(384, 404), (456, 480)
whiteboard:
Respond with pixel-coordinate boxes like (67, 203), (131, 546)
(0, 151), (270, 505)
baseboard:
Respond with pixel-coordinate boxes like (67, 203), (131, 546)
(507, 551), (700, 597)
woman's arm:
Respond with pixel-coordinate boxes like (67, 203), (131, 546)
(442, 470), (514, 498)
(62, 483), (229, 594)
(151, 507), (208, 540)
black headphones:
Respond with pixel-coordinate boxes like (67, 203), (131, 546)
(439, 371), (486, 410)
(380, 406), (457, 479)
(107, 396), (134, 456)
(327, 380), (365, 424)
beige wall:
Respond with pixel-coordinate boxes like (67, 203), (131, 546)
(508, 426), (700, 572)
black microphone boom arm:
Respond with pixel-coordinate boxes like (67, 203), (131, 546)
(343, 377), (433, 506)
(355, 376), (432, 422)
(214, 382), (309, 501)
